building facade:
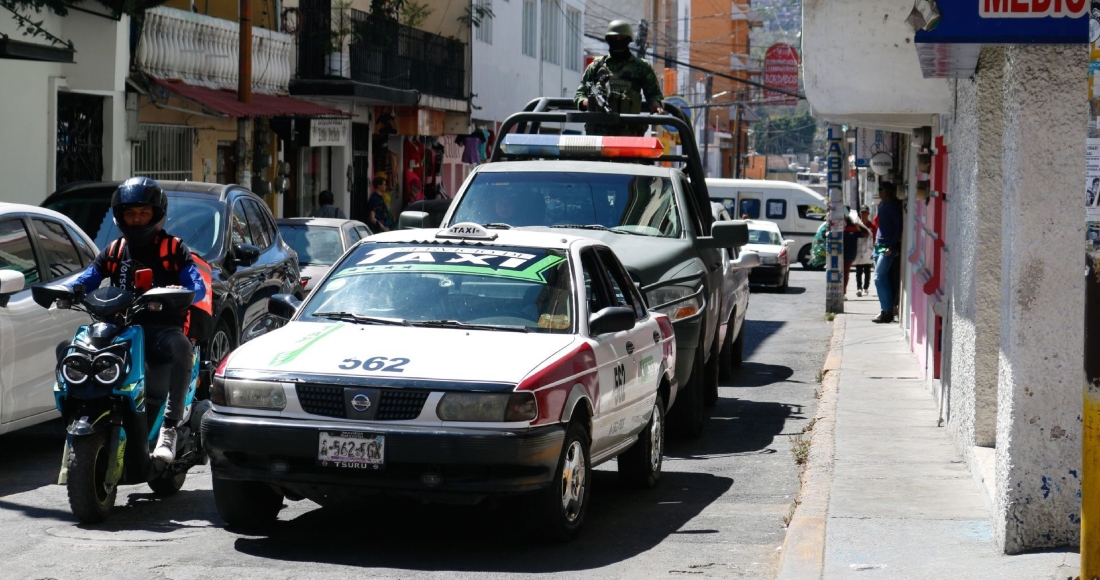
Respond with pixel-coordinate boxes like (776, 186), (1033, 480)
(802, 0), (1085, 553)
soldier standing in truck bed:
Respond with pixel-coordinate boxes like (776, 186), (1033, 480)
(574, 20), (665, 136)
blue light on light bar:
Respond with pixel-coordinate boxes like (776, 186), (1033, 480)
(499, 134), (561, 156)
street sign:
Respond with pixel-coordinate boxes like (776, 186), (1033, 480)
(310, 118), (350, 147)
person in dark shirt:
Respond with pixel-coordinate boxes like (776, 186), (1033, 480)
(309, 190), (347, 219)
(872, 182), (903, 323)
(366, 177), (393, 232)
(68, 178), (207, 462)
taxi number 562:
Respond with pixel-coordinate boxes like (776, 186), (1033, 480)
(338, 357), (410, 372)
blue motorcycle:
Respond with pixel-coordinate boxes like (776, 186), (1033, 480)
(32, 278), (211, 524)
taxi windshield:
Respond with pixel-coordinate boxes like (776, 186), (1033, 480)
(300, 243), (574, 333)
(449, 172), (682, 238)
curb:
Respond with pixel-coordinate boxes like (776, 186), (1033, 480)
(775, 313), (845, 580)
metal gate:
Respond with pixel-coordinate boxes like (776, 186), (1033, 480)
(351, 122), (370, 222)
(133, 124), (195, 181)
(56, 92), (104, 188)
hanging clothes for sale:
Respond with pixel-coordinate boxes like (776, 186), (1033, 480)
(404, 137), (425, 185)
(476, 128), (490, 163)
(457, 132), (483, 165)
(485, 130), (497, 161)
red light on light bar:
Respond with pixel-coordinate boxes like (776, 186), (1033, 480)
(600, 137), (664, 158)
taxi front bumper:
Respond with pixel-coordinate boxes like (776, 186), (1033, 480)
(202, 410), (565, 497)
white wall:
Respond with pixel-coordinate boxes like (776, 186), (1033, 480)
(0, 10), (130, 206)
(801, 0), (952, 131)
(471, 0), (585, 125)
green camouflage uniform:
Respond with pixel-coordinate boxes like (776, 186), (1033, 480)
(574, 54), (664, 137)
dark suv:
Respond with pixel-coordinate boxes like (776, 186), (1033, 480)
(42, 181), (302, 385)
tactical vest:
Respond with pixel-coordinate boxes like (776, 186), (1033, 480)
(593, 55), (644, 115)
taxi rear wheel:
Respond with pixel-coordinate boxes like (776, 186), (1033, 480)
(532, 420), (591, 542)
(212, 475), (283, 529)
(617, 393), (664, 488)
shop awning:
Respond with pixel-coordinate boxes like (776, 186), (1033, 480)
(150, 77), (350, 118)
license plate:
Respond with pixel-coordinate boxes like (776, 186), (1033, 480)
(317, 431), (385, 470)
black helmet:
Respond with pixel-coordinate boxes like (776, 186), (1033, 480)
(605, 20), (634, 41)
(111, 177), (167, 246)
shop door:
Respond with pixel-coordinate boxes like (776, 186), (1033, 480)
(351, 123), (371, 222)
(56, 93), (104, 189)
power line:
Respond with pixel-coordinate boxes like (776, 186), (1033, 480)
(583, 32), (804, 100)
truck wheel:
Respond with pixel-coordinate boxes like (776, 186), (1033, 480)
(798, 245), (812, 269)
(67, 431), (116, 524)
(669, 342), (706, 438)
(212, 476), (283, 528)
(532, 420), (591, 542)
(703, 328), (721, 408)
(719, 312), (737, 381)
(617, 393), (664, 488)
(148, 472), (186, 496)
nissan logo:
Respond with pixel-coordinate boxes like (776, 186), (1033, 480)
(351, 394), (372, 412)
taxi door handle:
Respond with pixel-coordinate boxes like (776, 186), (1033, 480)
(625, 341), (635, 355)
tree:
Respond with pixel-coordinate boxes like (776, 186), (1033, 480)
(753, 111), (820, 157)
(2, 0), (169, 48)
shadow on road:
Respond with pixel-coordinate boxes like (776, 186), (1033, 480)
(740, 319), (786, 359)
(666, 397), (803, 461)
(0, 419), (66, 499)
(232, 470), (733, 573)
(728, 362), (796, 388)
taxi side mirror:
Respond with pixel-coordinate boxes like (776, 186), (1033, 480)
(589, 306), (635, 335)
(268, 293), (302, 320)
(398, 211), (428, 230)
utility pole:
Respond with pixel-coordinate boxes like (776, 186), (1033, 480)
(236, 0), (253, 187)
(734, 103), (743, 178)
(825, 124), (845, 313)
(702, 74), (713, 176)
(1083, 28), (1100, 578)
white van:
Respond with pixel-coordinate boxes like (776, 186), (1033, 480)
(707, 178), (828, 269)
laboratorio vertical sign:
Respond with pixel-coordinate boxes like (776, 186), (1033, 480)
(825, 125), (845, 313)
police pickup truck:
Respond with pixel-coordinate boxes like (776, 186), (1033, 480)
(400, 99), (758, 437)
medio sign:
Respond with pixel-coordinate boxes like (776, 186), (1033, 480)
(980, 0), (1087, 18)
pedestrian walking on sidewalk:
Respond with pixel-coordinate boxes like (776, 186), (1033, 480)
(872, 182), (902, 323)
(842, 208), (869, 296)
(309, 190), (347, 219)
(853, 205), (875, 297)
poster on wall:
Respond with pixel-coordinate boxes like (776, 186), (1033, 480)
(1090, 9), (1100, 251)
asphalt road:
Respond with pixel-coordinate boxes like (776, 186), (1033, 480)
(0, 269), (831, 580)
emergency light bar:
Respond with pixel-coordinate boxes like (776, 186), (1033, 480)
(499, 134), (665, 159)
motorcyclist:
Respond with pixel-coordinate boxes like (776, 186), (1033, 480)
(67, 177), (206, 463)
(574, 19), (665, 136)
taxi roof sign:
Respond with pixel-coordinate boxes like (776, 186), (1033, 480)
(437, 222), (498, 240)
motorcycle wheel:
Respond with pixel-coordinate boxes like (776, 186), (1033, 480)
(67, 430), (116, 524)
(148, 472), (186, 495)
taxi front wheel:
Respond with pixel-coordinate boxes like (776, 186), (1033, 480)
(531, 420), (591, 542)
(212, 475), (283, 529)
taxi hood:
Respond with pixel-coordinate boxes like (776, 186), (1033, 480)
(224, 321), (581, 386)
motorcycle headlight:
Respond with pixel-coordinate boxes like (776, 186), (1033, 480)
(220, 379), (287, 410)
(436, 392), (537, 422)
(646, 284), (703, 322)
(60, 356), (90, 385)
(93, 353), (126, 385)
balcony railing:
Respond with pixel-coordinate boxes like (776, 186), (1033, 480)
(136, 6), (293, 94)
(295, 1), (467, 101)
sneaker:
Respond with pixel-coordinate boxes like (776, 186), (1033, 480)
(153, 426), (177, 462)
(856, 289), (863, 297)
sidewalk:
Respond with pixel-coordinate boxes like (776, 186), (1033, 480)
(777, 289), (1079, 580)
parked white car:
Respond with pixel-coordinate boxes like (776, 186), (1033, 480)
(709, 203), (757, 384)
(0, 203), (98, 435)
(742, 219), (793, 292)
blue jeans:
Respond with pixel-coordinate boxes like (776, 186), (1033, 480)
(873, 250), (895, 314)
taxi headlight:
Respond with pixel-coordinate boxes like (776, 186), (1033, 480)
(436, 392), (537, 422)
(646, 284), (703, 322)
(221, 380), (287, 410)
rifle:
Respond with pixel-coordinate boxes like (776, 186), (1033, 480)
(585, 70), (614, 114)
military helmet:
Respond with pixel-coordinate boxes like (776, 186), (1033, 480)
(605, 20), (634, 41)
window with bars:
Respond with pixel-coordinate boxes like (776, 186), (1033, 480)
(522, 0), (537, 57)
(565, 6), (581, 71)
(133, 124), (194, 181)
(540, 0), (560, 65)
(475, 0), (493, 44)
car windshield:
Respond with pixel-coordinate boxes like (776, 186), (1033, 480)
(450, 172), (682, 238)
(44, 193), (224, 260)
(278, 225), (343, 266)
(749, 228), (782, 246)
(300, 243), (574, 334)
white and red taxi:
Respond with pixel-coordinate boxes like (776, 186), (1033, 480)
(202, 223), (676, 540)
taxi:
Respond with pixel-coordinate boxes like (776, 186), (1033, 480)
(201, 223), (676, 540)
